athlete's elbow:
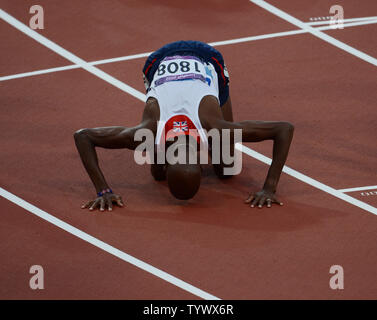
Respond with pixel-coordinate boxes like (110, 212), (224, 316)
(275, 122), (294, 140)
(73, 128), (90, 143)
(280, 122), (294, 134)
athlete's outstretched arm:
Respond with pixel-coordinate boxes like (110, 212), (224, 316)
(204, 110), (294, 208)
(236, 120), (294, 207)
(74, 123), (147, 211)
(74, 101), (158, 211)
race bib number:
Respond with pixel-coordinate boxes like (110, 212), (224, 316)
(153, 55), (209, 87)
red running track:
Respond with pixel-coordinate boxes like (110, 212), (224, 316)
(0, 0), (376, 299)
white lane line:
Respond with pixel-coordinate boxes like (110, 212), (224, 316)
(0, 53), (152, 82)
(309, 16), (332, 23)
(236, 144), (377, 216)
(249, 0), (377, 67)
(210, 19), (377, 47)
(307, 16), (377, 26)
(0, 65), (79, 81)
(0, 9), (145, 101)
(338, 185), (377, 193)
(2, 17), (377, 82)
(91, 51), (152, 65)
(0, 187), (220, 300)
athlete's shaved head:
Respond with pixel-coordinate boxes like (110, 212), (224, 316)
(166, 162), (201, 200)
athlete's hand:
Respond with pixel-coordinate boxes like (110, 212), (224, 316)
(245, 189), (283, 208)
(81, 193), (124, 212)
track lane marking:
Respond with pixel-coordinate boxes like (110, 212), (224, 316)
(338, 185), (377, 193)
(1, 17), (377, 82)
(0, 187), (220, 300)
(249, 0), (377, 67)
(307, 16), (377, 26)
(0, 9), (145, 101)
(236, 144), (377, 216)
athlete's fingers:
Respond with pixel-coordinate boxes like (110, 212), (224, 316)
(117, 195), (125, 207)
(99, 198), (105, 212)
(245, 194), (254, 204)
(115, 198), (124, 207)
(107, 199), (113, 212)
(89, 199), (100, 211)
(82, 200), (94, 209)
(258, 196), (267, 208)
(251, 196), (260, 208)
(272, 197), (283, 206)
(111, 195), (124, 207)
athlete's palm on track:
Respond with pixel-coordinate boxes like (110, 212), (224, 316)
(81, 193), (124, 212)
(245, 190), (283, 208)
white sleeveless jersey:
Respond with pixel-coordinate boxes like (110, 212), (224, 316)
(145, 55), (220, 151)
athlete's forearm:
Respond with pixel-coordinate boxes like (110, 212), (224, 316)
(262, 123), (294, 192)
(74, 130), (110, 193)
(227, 120), (294, 192)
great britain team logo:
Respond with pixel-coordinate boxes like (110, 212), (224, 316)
(173, 121), (188, 133)
(164, 115), (200, 143)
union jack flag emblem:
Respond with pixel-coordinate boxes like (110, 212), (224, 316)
(172, 121), (188, 133)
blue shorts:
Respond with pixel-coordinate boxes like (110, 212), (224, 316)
(142, 40), (230, 106)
